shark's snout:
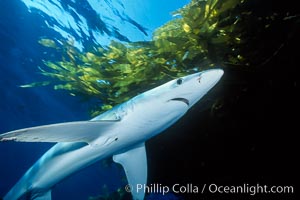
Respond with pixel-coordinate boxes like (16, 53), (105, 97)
(198, 69), (224, 87)
(212, 69), (224, 80)
(200, 69), (224, 81)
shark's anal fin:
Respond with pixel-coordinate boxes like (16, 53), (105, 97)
(113, 143), (147, 200)
(34, 190), (51, 200)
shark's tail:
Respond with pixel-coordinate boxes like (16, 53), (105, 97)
(4, 176), (51, 200)
(4, 189), (51, 200)
(4, 179), (27, 200)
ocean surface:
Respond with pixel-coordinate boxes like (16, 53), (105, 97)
(0, 0), (298, 200)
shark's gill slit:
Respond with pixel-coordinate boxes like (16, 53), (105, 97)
(169, 98), (190, 106)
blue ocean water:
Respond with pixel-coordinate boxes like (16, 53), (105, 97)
(0, 0), (189, 199)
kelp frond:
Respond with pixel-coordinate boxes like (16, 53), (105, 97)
(26, 0), (295, 116)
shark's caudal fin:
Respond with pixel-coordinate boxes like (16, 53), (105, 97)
(113, 143), (147, 200)
(0, 120), (118, 144)
(4, 186), (52, 200)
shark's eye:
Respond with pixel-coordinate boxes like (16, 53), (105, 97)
(177, 78), (183, 85)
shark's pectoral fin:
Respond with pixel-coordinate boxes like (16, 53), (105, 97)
(113, 143), (147, 200)
(0, 120), (118, 144)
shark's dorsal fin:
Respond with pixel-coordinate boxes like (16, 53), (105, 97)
(113, 143), (147, 200)
(0, 120), (118, 144)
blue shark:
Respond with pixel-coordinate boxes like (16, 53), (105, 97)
(0, 69), (223, 200)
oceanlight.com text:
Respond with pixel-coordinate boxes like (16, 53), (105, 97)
(207, 183), (294, 195)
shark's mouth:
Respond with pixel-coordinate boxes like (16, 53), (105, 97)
(169, 98), (190, 106)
